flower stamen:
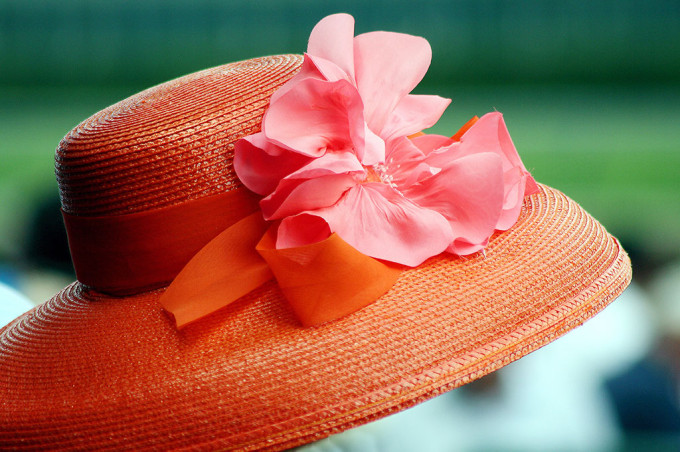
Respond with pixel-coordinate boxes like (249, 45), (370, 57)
(364, 164), (398, 189)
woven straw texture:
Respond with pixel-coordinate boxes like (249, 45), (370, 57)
(56, 54), (303, 216)
(0, 55), (631, 451)
(0, 185), (630, 450)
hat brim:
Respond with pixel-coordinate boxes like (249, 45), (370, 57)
(0, 184), (630, 450)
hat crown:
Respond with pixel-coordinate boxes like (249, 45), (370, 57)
(55, 54), (303, 217)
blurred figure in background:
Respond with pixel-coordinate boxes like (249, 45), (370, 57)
(19, 194), (74, 303)
(0, 193), (72, 315)
(605, 261), (680, 448)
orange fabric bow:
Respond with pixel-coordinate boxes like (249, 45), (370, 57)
(64, 188), (403, 328)
(159, 212), (402, 328)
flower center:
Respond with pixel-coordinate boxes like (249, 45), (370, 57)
(364, 164), (397, 189)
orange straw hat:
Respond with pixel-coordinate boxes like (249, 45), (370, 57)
(0, 14), (630, 451)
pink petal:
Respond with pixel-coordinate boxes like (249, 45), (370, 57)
(360, 124), (386, 166)
(496, 167), (536, 230)
(269, 57), (325, 105)
(262, 173), (358, 221)
(353, 31), (432, 135)
(453, 112), (539, 229)
(381, 94), (451, 140)
(282, 149), (364, 179)
(307, 13), (356, 82)
(264, 78), (365, 158)
(304, 54), (353, 83)
(233, 132), (312, 196)
(404, 152), (505, 256)
(455, 113), (520, 171)
(270, 14), (356, 106)
(274, 214), (332, 249)
(410, 134), (456, 155)
(278, 183), (453, 266)
(384, 137), (433, 188)
(260, 151), (364, 220)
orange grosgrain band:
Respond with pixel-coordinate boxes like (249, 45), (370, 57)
(62, 190), (261, 295)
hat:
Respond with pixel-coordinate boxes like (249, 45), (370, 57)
(0, 14), (631, 450)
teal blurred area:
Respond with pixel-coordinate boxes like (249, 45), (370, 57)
(1, 0), (679, 86)
(1, 1), (680, 450)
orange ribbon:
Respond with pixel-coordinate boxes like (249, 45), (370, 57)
(159, 213), (403, 328)
(257, 227), (402, 327)
(158, 213), (273, 327)
(451, 115), (479, 141)
(64, 187), (404, 328)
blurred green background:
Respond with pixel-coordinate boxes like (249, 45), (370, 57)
(1, 0), (678, 284)
(1, 0), (680, 449)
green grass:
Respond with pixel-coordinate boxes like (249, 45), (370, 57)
(1, 83), (679, 267)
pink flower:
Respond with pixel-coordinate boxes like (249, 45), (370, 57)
(234, 14), (538, 267)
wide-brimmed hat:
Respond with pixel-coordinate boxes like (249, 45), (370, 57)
(0, 14), (630, 450)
